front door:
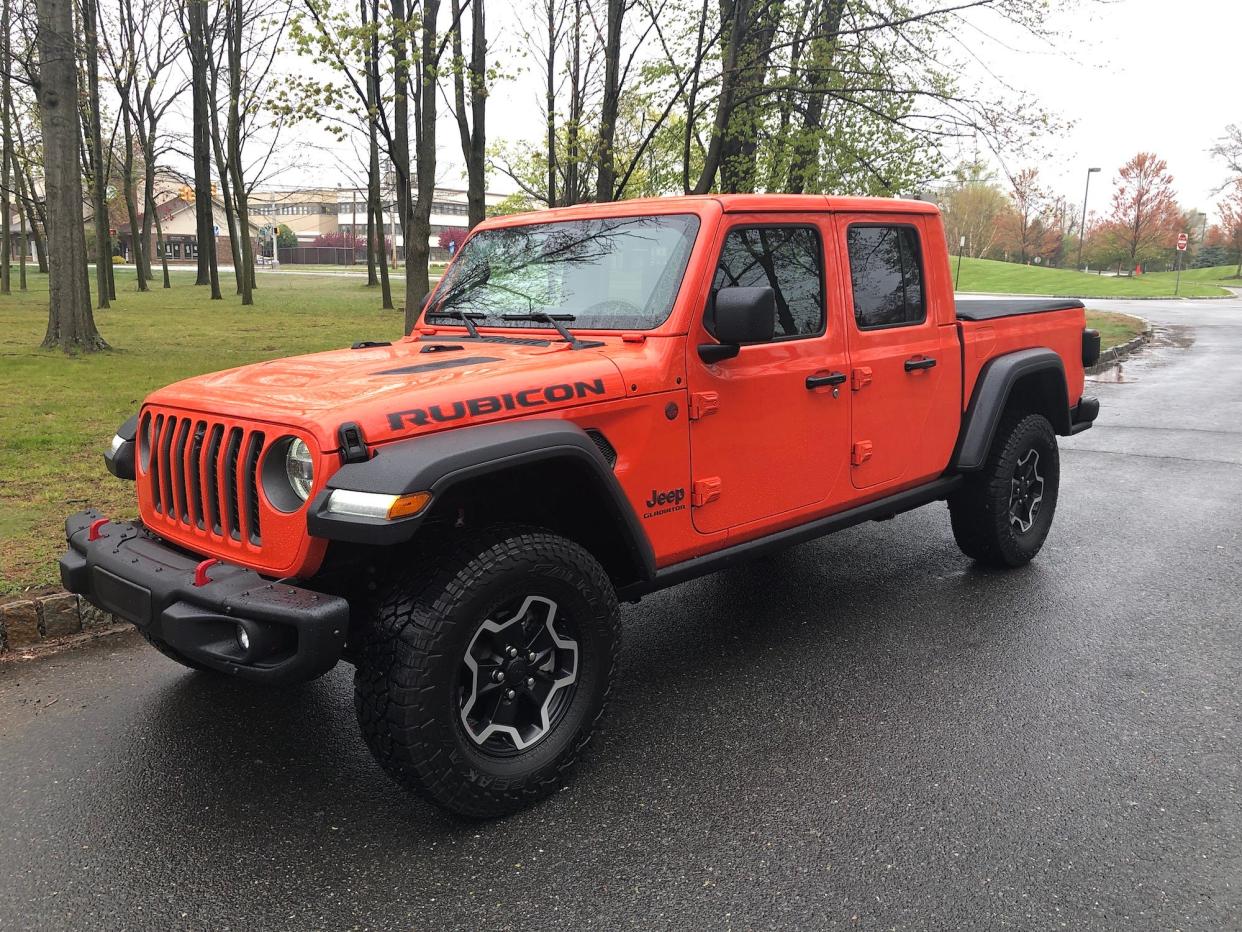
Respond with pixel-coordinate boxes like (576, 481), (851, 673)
(839, 218), (953, 490)
(687, 218), (851, 535)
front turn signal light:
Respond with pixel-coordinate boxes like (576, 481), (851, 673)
(324, 489), (432, 520)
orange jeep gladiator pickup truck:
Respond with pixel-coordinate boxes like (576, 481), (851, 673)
(62, 194), (1100, 817)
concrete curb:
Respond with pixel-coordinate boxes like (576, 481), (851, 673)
(1087, 325), (1153, 374)
(0, 592), (128, 657)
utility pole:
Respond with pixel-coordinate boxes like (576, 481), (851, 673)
(1076, 166), (1101, 271)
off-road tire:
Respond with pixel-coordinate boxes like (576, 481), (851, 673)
(353, 525), (620, 818)
(949, 412), (1060, 568)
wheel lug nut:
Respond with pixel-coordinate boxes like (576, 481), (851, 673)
(528, 651), (536, 662)
(505, 689), (516, 700)
(527, 677), (535, 689)
(493, 670), (505, 682)
(507, 646), (518, 658)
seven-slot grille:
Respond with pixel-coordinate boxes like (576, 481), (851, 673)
(142, 412), (266, 546)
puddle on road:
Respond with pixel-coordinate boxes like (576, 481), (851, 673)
(1089, 364), (1130, 383)
(1086, 325), (1195, 384)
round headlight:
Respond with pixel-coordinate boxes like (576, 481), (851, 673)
(285, 438), (314, 501)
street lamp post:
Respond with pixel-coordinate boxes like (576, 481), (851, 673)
(1076, 167), (1101, 272)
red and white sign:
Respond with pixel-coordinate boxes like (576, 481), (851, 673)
(1176, 232), (1189, 251)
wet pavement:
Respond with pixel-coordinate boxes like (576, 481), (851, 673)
(2, 297), (1240, 929)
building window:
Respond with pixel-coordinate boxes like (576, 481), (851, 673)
(845, 225), (925, 329)
(711, 226), (825, 339)
(165, 241), (182, 259)
(185, 240), (198, 258)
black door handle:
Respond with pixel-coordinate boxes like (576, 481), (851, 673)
(806, 372), (847, 389)
(904, 356), (937, 371)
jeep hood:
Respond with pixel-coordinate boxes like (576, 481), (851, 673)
(144, 337), (629, 450)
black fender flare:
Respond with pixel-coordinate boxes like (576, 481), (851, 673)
(307, 419), (656, 582)
(951, 348), (1070, 472)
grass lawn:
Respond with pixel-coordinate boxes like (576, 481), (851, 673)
(0, 268), (1160, 595)
(1142, 264), (1242, 291)
(953, 256), (1230, 298)
(1, 270), (407, 596)
(1084, 310), (1148, 348)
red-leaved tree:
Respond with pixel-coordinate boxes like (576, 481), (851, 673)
(996, 167), (1059, 264)
(1097, 153), (1183, 269)
(312, 232), (363, 249)
(1216, 187), (1242, 277)
(438, 228), (468, 255)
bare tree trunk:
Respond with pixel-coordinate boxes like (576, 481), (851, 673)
(407, 0), (441, 320)
(151, 197), (171, 287)
(389, 0), (417, 326)
(119, 108), (150, 290)
(208, 59), (242, 291)
(565, 0), (581, 205)
(226, 0), (254, 305)
(681, 0), (709, 194)
(451, 0), (486, 227)
(367, 0), (391, 308)
(544, 0), (557, 207)
(34, 0), (106, 350)
(0, 0), (11, 296)
(187, 0), (221, 297)
(595, 0), (622, 201)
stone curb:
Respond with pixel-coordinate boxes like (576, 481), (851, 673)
(0, 592), (128, 656)
(1087, 324), (1153, 374)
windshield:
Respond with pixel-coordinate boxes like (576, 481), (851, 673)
(428, 214), (701, 331)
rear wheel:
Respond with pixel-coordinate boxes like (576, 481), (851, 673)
(353, 526), (620, 818)
(949, 412), (1060, 567)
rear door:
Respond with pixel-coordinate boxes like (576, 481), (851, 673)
(687, 216), (851, 534)
(839, 217), (958, 490)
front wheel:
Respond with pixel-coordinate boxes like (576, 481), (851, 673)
(949, 412), (1060, 568)
(353, 526), (620, 818)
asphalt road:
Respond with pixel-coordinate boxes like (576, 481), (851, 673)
(2, 297), (1240, 930)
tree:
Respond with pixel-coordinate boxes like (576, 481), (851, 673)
(0, 0), (12, 297)
(33, 0), (107, 350)
(449, 0), (486, 228)
(940, 161), (1008, 259)
(185, 0), (222, 297)
(1216, 188), (1242, 278)
(276, 223), (298, 247)
(1098, 153), (1183, 270)
(997, 167), (1057, 264)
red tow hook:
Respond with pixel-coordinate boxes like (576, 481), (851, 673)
(193, 558), (220, 587)
(87, 518), (109, 541)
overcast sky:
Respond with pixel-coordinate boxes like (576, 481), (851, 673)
(268, 0), (1237, 219)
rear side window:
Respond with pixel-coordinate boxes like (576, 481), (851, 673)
(846, 225), (925, 329)
(711, 226), (824, 339)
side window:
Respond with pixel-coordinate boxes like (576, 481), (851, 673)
(711, 226), (824, 339)
(846, 225), (925, 329)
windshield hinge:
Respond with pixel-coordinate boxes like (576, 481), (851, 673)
(338, 422), (370, 464)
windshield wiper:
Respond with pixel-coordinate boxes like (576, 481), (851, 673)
(428, 308), (487, 338)
(500, 311), (587, 349)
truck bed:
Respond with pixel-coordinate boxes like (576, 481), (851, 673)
(955, 296), (1085, 322)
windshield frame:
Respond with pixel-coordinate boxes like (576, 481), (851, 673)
(421, 206), (709, 336)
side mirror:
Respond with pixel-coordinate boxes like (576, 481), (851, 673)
(699, 286), (777, 363)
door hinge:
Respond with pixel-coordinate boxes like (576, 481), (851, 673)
(851, 441), (873, 466)
(851, 367), (873, 391)
(692, 477), (722, 507)
(688, 391), (720, 421)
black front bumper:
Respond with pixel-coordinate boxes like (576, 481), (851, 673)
(60, 510), (349, 684)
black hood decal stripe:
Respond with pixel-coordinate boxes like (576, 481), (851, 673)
(373, 356), (503, 376)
